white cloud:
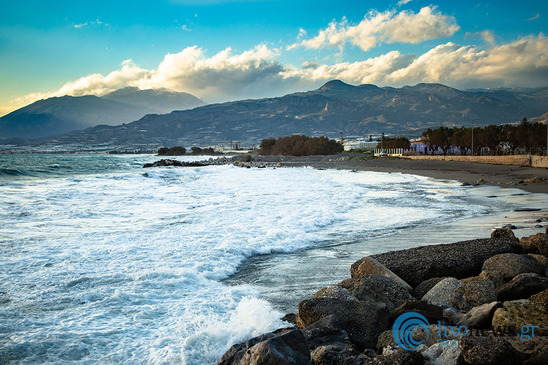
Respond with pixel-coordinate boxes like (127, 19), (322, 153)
(528, 13), (540, 21)
(289, 6), (459, 52)
(4, 35), (547, 116)
(466, 30), (496, 46)
(397, 0), (414, 6)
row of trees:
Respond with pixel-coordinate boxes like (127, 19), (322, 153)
(259, 135), (343, 156)
(377, 135), (410, 150)
(421, 121), (547, 156)
(157, 146), (221, 156)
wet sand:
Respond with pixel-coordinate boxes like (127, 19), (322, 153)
(225, 155), (548, 313)
(262, 155), (548, 194)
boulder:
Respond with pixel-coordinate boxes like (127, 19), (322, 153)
(508, 336), (548, 358)
(520, 233), (548, 256)
(310, 345), (366, 365)
(364, 348), (425, 365)
(368, 238), (518, 287)
(390, 301), (444, 323)
(350, 275), (414, 310)
(421, 342), (463, 365)
(301, 315), (350, 350)
(422, 278), (463, 307)
(296, 297), (390, 350)
(481, 253), (545, 283)
(529, 289), (548, 309)
(491, 227), (519, 243)
(236, 330), (310, 365)
(450, 278), (497, 311)
(217, 333), (277, 365)
(492, 300), (548, 336)
(496, 273), (548, 301)
(313, 285), (358, 302)
(459, 336), (525, 365)
(453, 301), (502, 329)
(350, 257), (412, 292)
(530, 254), (548, 267)
(412, 277), (447, 299)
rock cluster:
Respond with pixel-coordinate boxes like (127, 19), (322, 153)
(218, 229), (548, 364)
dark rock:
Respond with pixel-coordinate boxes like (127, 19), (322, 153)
(524, 354), (548, 365)
(314, 286), (358, 301)
(310, 345), (367, 365)
(366, 238), (518, 287)
(451, 278), (497, 311)
(350, 275), (414, 310)
(296, 298), (390, 350)
(459, 336), (525, 365)
(529, 289), (548, 309)
(281, 313), (297, 326)
(301, 315), (350, 350)
(491, 227), (519, 243)
(349, 257), (412, 291)
(422, 277), (463, 307)
(520, 233), (548, 256)
(217, 333), (277, 365)
(236, 330), (310, 365)
(497, 273), (548, 301)
(412, 277), (447, 299)
(509, 336), (548, 359)
(390, 301), (443, 323)
(482, 254), (545, 283)
(364, 348), (424, 365)
(453, 301), (502, 328)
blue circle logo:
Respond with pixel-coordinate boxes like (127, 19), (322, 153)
(392, 312), (430, 351)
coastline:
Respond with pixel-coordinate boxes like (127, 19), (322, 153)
(247, 154), (548, 194)
(218, 155), (548, 364)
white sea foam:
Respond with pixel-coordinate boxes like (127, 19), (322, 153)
(0, 155), (497, 364)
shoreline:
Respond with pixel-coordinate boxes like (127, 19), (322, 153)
(247, 154), (548, 194)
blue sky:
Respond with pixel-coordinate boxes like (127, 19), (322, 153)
(0, 0), (546, 115)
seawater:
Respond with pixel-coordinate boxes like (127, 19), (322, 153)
(0, 154), (526, 364)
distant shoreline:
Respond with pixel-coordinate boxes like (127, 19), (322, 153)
(246, 155), (548, 194)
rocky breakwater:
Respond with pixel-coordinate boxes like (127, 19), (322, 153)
(218, 227), (548, 365)
(143, 156), (283, 169)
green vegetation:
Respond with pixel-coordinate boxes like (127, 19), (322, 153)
(259, 135), (344, 156)
(377, 136), (410, 150)
(190, 147), (220, 155)
(157, 146), (186, 156)
(421, 121), (547, 155)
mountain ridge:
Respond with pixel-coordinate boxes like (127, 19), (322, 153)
(0, 88), (205, 139)
(27, 80), (547, 150)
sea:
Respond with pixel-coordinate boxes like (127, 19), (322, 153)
(0, 154), (546, 364)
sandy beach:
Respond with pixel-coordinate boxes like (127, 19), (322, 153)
(253, 155), (548, 194)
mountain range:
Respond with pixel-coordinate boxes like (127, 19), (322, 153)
(2, 81), (547, 149)
(0, 87), (204, 139)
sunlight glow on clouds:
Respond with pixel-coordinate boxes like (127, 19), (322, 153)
(13, 34), (544, 110)
(288, 6), (459, 51)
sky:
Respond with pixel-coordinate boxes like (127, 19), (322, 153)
(0, 0), (547, 116)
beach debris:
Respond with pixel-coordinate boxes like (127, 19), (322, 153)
(525, 176), (541, 183)
(476, 178), (485, 184)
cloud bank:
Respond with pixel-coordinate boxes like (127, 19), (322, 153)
(288, 6), (459, 51)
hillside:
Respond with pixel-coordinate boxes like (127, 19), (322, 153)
(0, 88), (205, 139)
(38, 81), (547, 149)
